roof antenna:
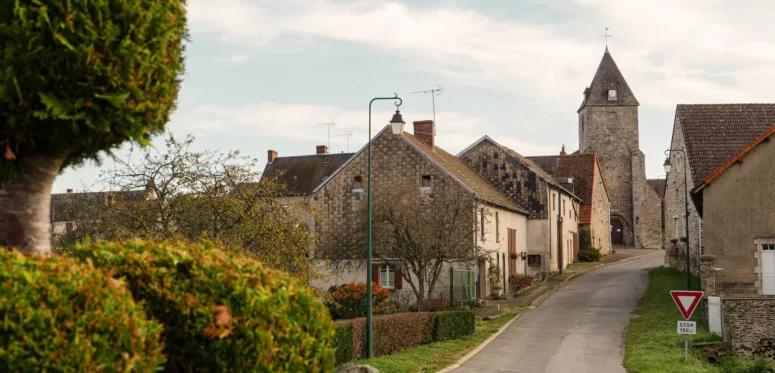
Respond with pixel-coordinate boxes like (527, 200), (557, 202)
(315, 121), (336, 149)
(412, 85), (443, 134)
(337, 131), (353, 152)
(601, 27), (613, 52)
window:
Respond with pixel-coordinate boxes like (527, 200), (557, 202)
(760, 242), (775, 295)
(480, 208), (485, 241)
(563, 200), (566, 216)
(421, 175), (431, 187)
(380, 264), (395, 289)
(552, 194), (556, 211)
(352, 175), (364, 194)
(608, 89), (617, 101)
(495, 212), (500, 242)
(65, 222), (74, 233)
(528, 255), (541, 268)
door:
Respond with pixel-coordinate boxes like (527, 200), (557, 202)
(611, 219), (624, 245)
(763, 245), (775, 295)
(572, 232), (579, 261)
(508, 229), (517, 275)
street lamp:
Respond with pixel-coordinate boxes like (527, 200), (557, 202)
(366, 94), (403, 359)
(664, 149), (691, 290)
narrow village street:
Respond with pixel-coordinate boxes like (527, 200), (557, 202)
(451, 251), (664, 373)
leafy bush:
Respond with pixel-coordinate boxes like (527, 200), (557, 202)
(334, 323), (354, 366)
(578, 247), (603, 262)
(0, 250), (165, 372)
(509, 274), (533, 292)
(324, 282), (391, 320)
(434, 311), (476, 341)
(341, 312), (436, 359)
(71, 239), (335, 372)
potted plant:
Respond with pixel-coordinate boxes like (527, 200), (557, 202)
(510, 252), (518, 260)
(488, 263), (502, 297)
(493, 283), (503, 297)
(670, 238), (678, 244)
(680, 237), (688, 243)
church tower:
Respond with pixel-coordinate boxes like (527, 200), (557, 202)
(577, 47), (646, 246)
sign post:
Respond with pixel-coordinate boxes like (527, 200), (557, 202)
(671, 290), (703, 362)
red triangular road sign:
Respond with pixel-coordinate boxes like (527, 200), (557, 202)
(670, 290), (704, 320)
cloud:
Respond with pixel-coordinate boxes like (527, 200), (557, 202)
(228, 54), (248, 64)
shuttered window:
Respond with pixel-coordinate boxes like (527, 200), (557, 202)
(762, 244), (775, 295)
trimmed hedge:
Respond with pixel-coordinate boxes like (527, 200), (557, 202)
(434, 311), (476, 341)
(71, 239), (335, 372)
(0, 250), (165, 372)
(334, 323), (354, 365)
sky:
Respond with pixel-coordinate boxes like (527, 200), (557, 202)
(53, 0), (775, 192)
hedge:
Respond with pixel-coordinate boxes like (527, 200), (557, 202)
(71, 239), (335, 372)
(434, 311), (476, 341)
(334, 323), (354, 365)
(0, 250), (165, 372)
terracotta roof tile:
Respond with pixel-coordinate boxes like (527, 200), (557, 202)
(579, 205), (592, 224)
(403, 133), (527, 214)
(676, 104), (775, 188)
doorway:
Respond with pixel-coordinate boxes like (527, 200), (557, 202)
(611, 218), (624, 245)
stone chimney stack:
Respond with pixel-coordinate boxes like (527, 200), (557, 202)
(66, 188), (74, 193)
(560, 144), (567, 156)
(316, 145), (328, 155)
(267, 150), (278, 163)
(413, 120), (435, 148)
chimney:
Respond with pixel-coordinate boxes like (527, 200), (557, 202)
(267, 150), (278, 163)
(560, 144), (567, 156)
(413, 120), (435, 148)
(316, 145), (328, 155)
(66, 188), (74, 193)
(106, 192), (115, 208)
(145, 182), (155, 200)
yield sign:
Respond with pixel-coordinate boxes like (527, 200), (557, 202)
(670, 290), (704, 320)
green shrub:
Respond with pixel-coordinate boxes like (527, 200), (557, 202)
(343, 312), (436, 359)
(71, 239), (335, 372)
(434, 311), (476, 341)
(324, 282), (391, 320)
(0, 250), (165, 372)
(578, 247), (603, 262)
(334, 323), (354, 366)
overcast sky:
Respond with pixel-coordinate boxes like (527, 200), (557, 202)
(53, 0), (775, 192)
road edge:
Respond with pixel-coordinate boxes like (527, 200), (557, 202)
(531, 250), (663, 308)
(435, 313), (521, 373)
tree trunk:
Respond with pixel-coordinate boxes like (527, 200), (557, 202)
(0, 154), (66, 254)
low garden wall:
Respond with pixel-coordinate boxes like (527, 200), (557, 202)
(334, 310), (476, 365)
(722, 297), (775, 358)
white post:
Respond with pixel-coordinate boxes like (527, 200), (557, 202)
(684, 335), (689, 361)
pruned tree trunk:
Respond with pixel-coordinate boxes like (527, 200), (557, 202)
(0, 155), (65, 254)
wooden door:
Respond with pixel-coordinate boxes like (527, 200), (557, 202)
(611, 219), (624, 245)
(508, 229), (517, 275)
(572, 232), (579, 261)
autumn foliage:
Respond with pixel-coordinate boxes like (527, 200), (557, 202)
(324, 282), (392, 320)
(70, 239), (335, 373)
(0, 250), (165, 372)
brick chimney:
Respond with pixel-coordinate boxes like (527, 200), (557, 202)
(66, 188), (74, 193)
(316, 145), (328, 155)
(560, 144), (567, 156)
(413, 120), (435, 148)
(267, 150), (278, 163)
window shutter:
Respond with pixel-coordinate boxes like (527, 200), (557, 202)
(394, 266), (402, 290)
(372, 263), (380, 286)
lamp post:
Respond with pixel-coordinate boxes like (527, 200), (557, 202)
(663, 150), (691, 290)
(366, 94), (404, 359)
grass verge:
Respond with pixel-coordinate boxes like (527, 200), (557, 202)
(354, 311), (518, 373)
(624, 267), (772, 373)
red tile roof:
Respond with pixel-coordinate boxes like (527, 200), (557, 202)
(579, 206), (592, 225)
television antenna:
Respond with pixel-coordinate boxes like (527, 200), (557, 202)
(411, 84), (443, 133)
(315, 121), (336, 149)
(337, 131), (354, 152)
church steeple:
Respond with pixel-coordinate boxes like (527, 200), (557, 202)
(578, 48), (639, 112)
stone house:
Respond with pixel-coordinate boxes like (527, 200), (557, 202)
(311, 121), (530, 302)
(664, 104), (775, 278)
(687, 124), (775, 358)
(527, 148), (612, 256)
(576, 47), (662, 249)
(458, 136), (582, 277)
(50, 188), (149, 240)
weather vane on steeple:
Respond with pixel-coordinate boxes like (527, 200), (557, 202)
(602, 27), (613, 51)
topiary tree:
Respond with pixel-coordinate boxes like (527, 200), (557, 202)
(71, 239), (336, 372)
(0, 249), (166, 372)
(0, 1), (188, 254)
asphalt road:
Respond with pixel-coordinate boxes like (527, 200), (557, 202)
(450, 252), (664, 373)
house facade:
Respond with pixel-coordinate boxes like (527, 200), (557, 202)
(458, 136), (581, 277)
(528, 150), (612, 256)
(664, 104), (775, 278)
(311, 121), (529, 302)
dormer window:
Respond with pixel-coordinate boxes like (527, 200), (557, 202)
(607, 89), (617, 101)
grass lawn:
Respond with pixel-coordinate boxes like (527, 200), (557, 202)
(624, 267), (771, 373)
(353, 311), (518, 373)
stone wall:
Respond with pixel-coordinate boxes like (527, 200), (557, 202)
(722, 297), (775, 358)
(459, 139), (550, 220)
(637, 180), (663, 249)
(589, 158), (612, 254)
(664, 242), (701, 278)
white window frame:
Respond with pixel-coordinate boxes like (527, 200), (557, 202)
(379, 263), (395, 289)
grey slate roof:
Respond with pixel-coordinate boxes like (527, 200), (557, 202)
(578, 48), (639, 111)
(50, 190), (146, 222)
(675, 104), (775, 188)
(646, 179), (666, 199)
(262, 153), (354, 196)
